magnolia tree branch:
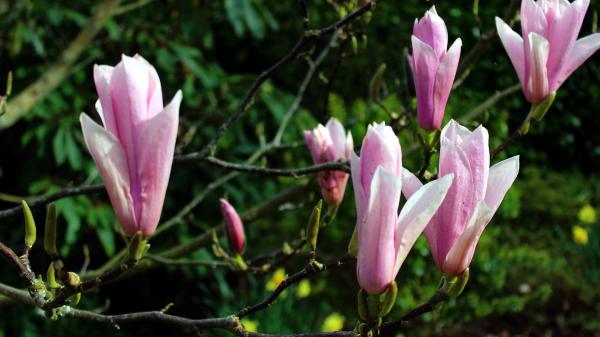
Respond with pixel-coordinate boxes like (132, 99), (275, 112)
(203, 157), (350, 177)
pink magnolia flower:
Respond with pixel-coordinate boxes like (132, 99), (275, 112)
(80, 54), (182, 237)
(403, 120), (520, 276)
(352, 123), (453, 295)
(220, 199), (246, 254)
(496, 0), (600, 103)
(409, 6), (462, 131)
(304, 118), (353, 205)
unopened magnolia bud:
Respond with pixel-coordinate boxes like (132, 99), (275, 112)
(378, 281), (398, 318)
(128, 231), (147, 261)
(21, 201), (36, 249)
(352, 35), (359, 54)
(306, 200), (322, 251)
(46, 263), (58, 289)
(220, 199), (246, 254)
(44, 203), (58, 258)
(65, 272), (81, 288)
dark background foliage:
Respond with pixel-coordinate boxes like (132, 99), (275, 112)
(0, 0), (599, 336)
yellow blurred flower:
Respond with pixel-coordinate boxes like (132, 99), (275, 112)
(321, 312), (345, 332)
(296, 279), (311, 298)
(241, 319), (259, 332)
(578, 204), (596, 225)
(573, 225), (589, 245)
(266, 268), (286, 291)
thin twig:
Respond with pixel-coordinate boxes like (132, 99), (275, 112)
(204, 157), (350, 177)
(0, 185), (104, 220)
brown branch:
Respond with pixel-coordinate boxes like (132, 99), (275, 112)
(491, 127), (524, 160)
(202, 157), (350, 177)
(0, 242), (34, 284)
(0, 185), (104, 220)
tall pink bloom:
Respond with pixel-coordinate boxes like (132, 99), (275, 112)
(403, 120), (520, 276)
(496, 0), (600, 103)
(80, 54), (182, 237)
(220, 199), (246, 254)
(352, 123), (453, 295)
(409, 7), (462, 131)
(304, 118), (353, 205)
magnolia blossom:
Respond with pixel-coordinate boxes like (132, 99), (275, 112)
(304, 118), (353, 205)
(403, 120), (520, 276)
(409, 6), (462, 130)
(80, 54), (182, 237)
(220, 199), (246, 254)
(496, 0), (600, 103)
(352, 123), (453, 295)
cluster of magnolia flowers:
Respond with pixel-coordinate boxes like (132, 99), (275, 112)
(79, 0), (599, 325)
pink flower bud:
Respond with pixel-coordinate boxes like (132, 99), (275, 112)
(496, 0), (600, 103)
(403, 120), (520, 276)
(80, 54), (182, 237)
(220, 199), (246, 254)
(409, 7), (462, 131)
(304, 118), (353, 205)
(352, 123), (453, 295)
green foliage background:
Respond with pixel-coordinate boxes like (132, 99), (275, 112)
(1, 0), (599, 336)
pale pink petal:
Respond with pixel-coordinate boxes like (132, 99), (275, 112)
(325, 118), (346, 159)
(413, 6), (448, 59)
(433, 38), (462, 129)
(359, 124), (401, 200)
(435, 136), (474, 268)
(93, 64), (117, 136)
(110, 56), (151, 220)
(80, 113), (137, 235)
(357, 167), (402, 295)
(401, 167), (423, 199)
(133, 54), (164, 117)
(521, 0), (548, 39)
(351, 152), (366, 228)
(442, 202), (493, 276)
(411, 36), (439, 131)
(547, 0), (589, 87)
(496, 17), (526, 89)
(484, 155), (520, 214)
(135, 90), (182, 236)
(526, 33), (551, 102)
(304, 129), (323, 164)
(393, 173), (453, 277)
(344, 131), (354, 160)
(441, 119), (470, 144)
(461, 125), (490, 202)
(555, 33), (600, 89)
